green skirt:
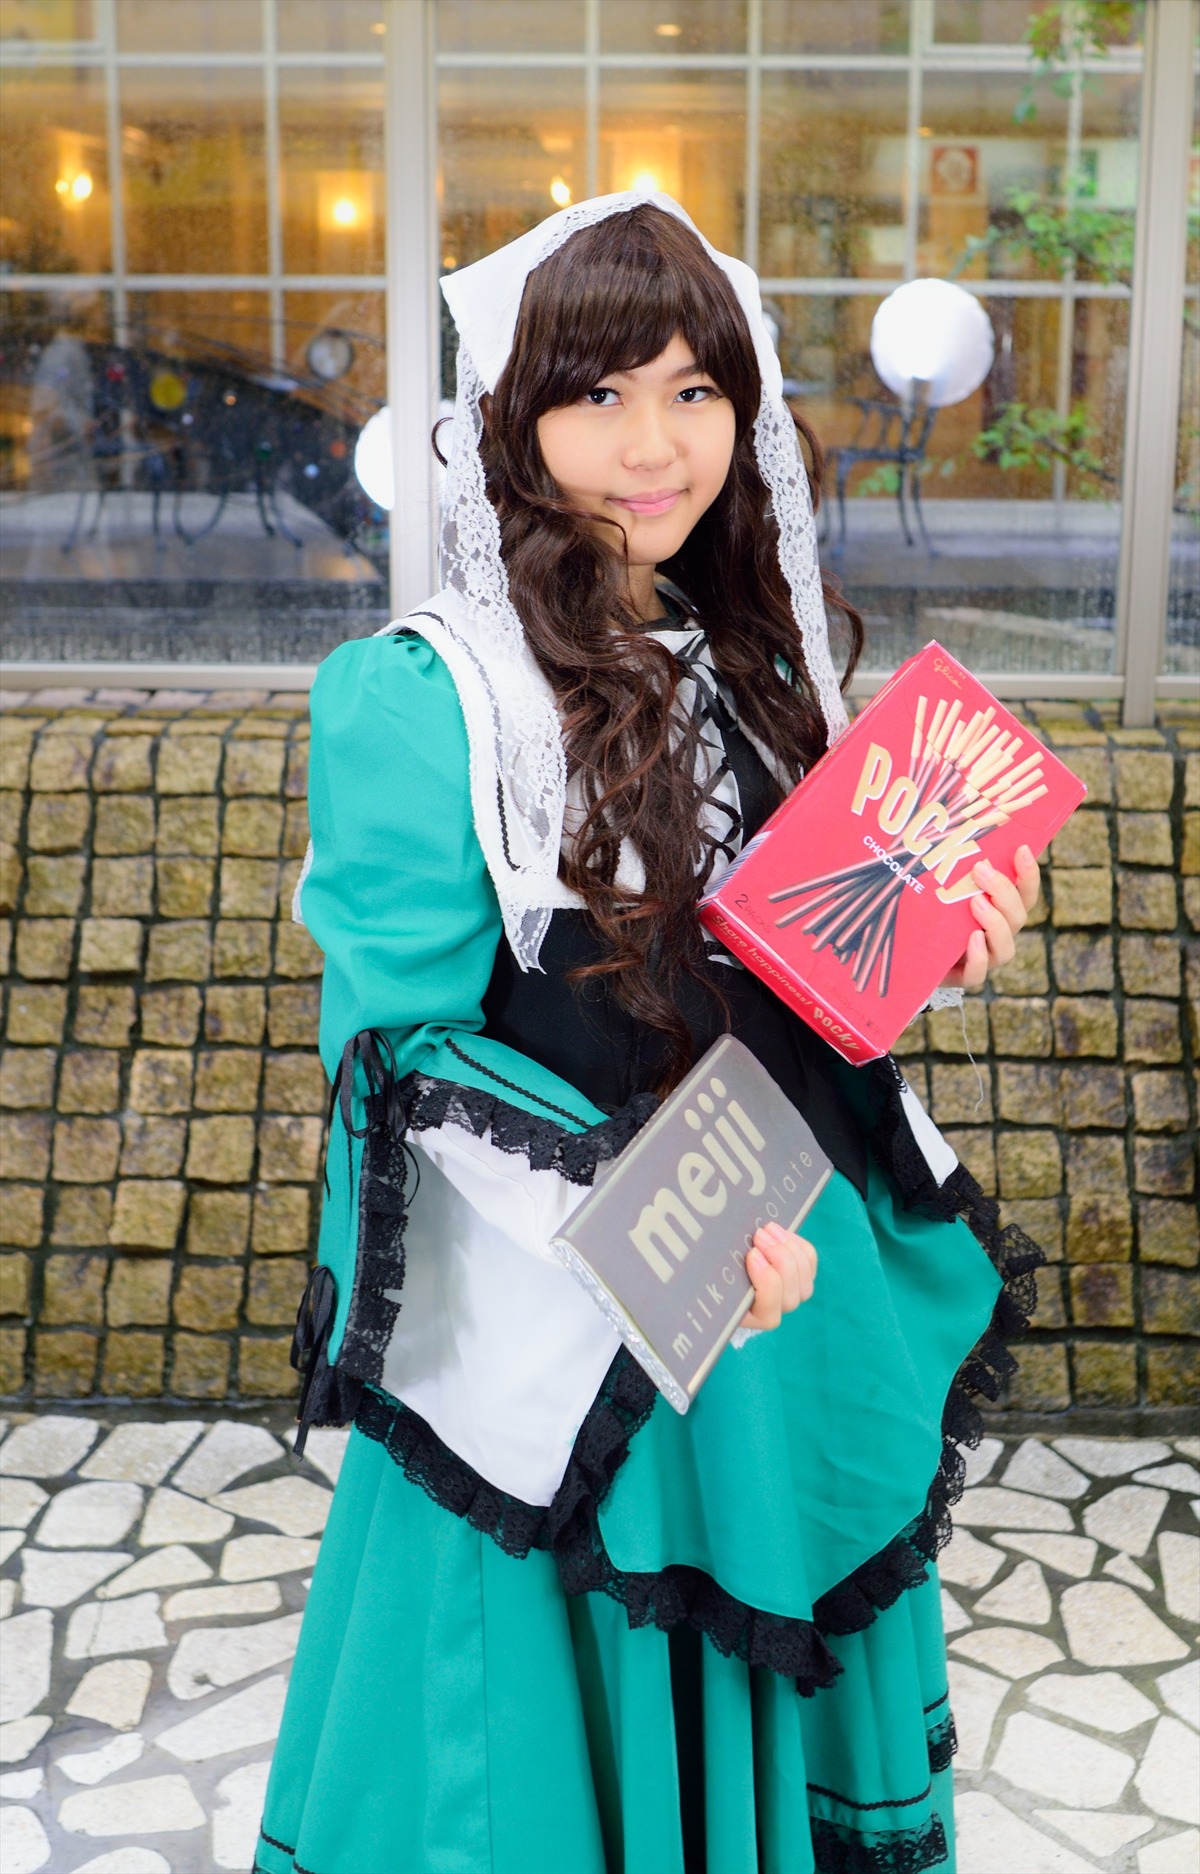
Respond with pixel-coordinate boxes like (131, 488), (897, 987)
(255, 1425), (954, 1874)
(254, 1159), (1012, 1872)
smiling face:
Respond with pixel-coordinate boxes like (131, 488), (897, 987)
(535, 332), (737, 619)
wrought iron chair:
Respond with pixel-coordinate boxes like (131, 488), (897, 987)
(826, 395), (939, 557)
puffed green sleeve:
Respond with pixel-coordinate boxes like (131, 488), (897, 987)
(301, 631), (607, 1351)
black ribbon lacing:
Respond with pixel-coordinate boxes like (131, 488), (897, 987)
(672, 632), (745, 873)
(295, 1028), (420, 1457)
(330, 1028), (405, 1186)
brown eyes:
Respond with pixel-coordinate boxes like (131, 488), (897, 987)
(582, 384), (719, 406)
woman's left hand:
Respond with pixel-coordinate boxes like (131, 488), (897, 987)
(938, 843), (1042, 991)
(744, 1222), (817, 1330)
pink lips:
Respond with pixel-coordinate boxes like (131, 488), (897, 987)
(609, 490), (683, 516)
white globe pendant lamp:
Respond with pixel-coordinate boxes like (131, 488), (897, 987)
(870, 279), (995, 410)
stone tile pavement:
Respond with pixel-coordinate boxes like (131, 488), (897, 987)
(0, 1417), (1196, 1874)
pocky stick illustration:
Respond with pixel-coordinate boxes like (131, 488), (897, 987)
(765, 692), (1051, 999)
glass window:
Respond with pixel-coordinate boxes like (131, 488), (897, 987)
(1075, 71), (1138, 285)
(127, 288), (272, 366)
(600, 0), (747, 56)
(934, 1), (1141, 48)
(760, 72), (910, 281)
(762, 2), (909, 56)
(1, 284), (391, 659)
(0, 0), (95, 43)
(778, 282), (1121, 675)
(277, 1), (386, 56)
(437, 1), (585, 55)
(0, 288), (111, 507)
(4, 0), (1179, 685)
(115, 0), (262, 55)
(932, 1), (1036, 46)
(917, 72), (1070, 282)
(0, 14), (389, 665)
(279, 68), (385, 276)
(440, 67), (587, 273)
(283, 289), (386, 406)
(120, 67), (268, 276)
(0, 67), (110, 274)
(598, 69), (746, 258)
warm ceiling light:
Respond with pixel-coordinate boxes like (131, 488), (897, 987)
(549, 175), (572, 208)
(71, 171), (93, 201)
(630, 170), (660, 194)
(655, 21), (682, 34)
(370, 19), (385, 31)
(331, 196), (359, 228)
(55, 178), (69, 196)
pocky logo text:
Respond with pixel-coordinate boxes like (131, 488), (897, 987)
(765, 692), (1050, 999)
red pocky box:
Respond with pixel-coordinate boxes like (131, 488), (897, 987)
(699, 642), (1087, 1062)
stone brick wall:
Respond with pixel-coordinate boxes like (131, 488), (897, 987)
(0, 691), (321, 1404)
(892, 701), (1199, 1416)
(0, 689), (1196, 1414)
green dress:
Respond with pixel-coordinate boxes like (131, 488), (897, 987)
(254, 628), (1040, 1874)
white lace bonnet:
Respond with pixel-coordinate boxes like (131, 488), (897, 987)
(418, 188), (850, 973)
(289, 191), (853, 962)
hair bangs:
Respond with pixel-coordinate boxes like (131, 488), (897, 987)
(505, 207), (760, 427)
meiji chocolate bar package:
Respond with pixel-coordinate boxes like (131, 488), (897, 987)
(699, 642), (1086, 1063)
(551, 1036), (832, 1413)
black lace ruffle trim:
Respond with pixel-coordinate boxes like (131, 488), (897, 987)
(292, 1030), (1041, 1699)
(404, 1053), (660, 1182)
(257, 1815), (949, 1874)
(811, 1814), (950, 1874)
(806, 1057), (1044, 1641)
(925, 1713), (957, 1777)
(255, 1700), (956, 1874)
(353, 1355), (845, 1692)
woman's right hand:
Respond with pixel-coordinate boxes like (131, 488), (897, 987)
(744, 1222), (817, 1331)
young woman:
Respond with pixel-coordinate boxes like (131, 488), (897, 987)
(255, 193), (1042, 1874)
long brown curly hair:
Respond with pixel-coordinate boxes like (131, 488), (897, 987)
(441, 204), (864, 1091)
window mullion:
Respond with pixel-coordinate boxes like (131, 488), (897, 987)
(383, 0), (440, 616)
(1116, 0), (1196, 724)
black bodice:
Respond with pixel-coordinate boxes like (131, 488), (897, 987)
(480, 644), (868, 1197)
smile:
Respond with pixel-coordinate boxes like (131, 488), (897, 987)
(609, 491), (684, 516)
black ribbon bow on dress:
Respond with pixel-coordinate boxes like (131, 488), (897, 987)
(292, 1029), (412, 1456)
(290, 1263), (366, 1458)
